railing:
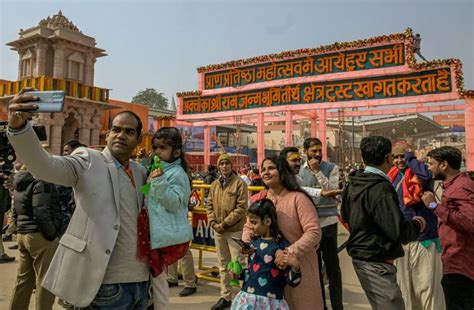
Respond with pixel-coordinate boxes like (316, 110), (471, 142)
(0, 76), (109, 103)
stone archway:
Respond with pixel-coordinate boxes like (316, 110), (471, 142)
(62, 107), (81, 148)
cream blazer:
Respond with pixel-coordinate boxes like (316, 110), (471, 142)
(8, 124), (147, 307)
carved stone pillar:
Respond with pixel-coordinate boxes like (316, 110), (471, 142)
(90, 128), (101, 146)
(85, 53), (95, 86)
(90, 110), (103, 146)
(76, 107), (90, 145)
(50, 125), (63, 154)
(36, 43), (48, 77)
(79, 62), (84, 82)
(51, 112), (66, 155)
(79, 127), (91, 145)
(17, 50), (24, 79)
(53, 43), (65, 79)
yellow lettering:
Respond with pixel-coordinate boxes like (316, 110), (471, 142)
(436, 69), (451, 91)
(241, 68), (256, 84)
(384, 44), (404, 65)
(325, 85), (337, 102)
(420, 74), (436, 93)
(410, 77), (423, 95)
(205, 76), (213, 89)
(333, 53), (346, 71)
(383, 79), (397, 97)
(369, 49), (385, 67)
(315, 56), (334, 74)
(302, 57), (315, 74)
(335, 83), (353, 99)
(397, 78), (413, 95)
(304, 85), (316, 103)
(354, 51), (368, 69)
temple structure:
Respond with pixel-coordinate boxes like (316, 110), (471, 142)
(0, 11), (116, 154)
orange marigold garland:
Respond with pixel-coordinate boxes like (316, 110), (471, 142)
(189, 27), (473, 99)
(197, 28), (410, 73)
(176, 90), (202, 98)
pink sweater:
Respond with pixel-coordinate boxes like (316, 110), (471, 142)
(243, 189), (323, 309)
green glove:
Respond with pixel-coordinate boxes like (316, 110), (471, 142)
(147, 155), (163, 173)
(140, 155), (163, 196)
(227, 256), (243, 287)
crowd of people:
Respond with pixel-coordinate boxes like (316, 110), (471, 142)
(0, 89), (473, 310)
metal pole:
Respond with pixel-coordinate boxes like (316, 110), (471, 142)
(352, 108), (355, 162)
(466, 98), (474, 170)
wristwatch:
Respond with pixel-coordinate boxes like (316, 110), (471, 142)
(428, 202), (438, 210)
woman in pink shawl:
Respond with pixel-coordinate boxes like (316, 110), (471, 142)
(242, 156), (323, 309)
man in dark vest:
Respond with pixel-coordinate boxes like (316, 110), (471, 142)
(298, 137), (343, 310)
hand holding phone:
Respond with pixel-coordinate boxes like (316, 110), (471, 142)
(231, 236), (251, 249)
(8, 88), (65, 130)
(28, 91), (65, 113)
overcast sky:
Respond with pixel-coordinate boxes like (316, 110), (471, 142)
(1, 0), (472, 104)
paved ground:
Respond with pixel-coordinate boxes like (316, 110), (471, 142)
(0, 224), (370, 309)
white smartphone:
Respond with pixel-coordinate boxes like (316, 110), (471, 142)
(29, 90), (65, 113)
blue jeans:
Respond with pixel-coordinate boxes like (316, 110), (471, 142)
(80, 281), (149, 310)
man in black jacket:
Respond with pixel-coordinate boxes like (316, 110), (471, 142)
(341, 136), (426, 310)
(9, 170), (62, 310)
(0, 171), (15, 263)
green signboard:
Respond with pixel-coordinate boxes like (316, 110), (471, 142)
(184, 68), (451, 115)
(204, 44), (405, 90)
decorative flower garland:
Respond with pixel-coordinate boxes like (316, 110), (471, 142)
(404, 30), (473, 98)
(412, 58), (473, 98)
(197, 28), (411, 73)
(186, 27), (473, 99)
(155, 115), (175, 120)
(176, 90), (202, 98)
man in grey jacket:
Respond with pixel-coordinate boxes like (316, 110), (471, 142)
(7, 88), (149, 309)
(298, 137), (343, 310)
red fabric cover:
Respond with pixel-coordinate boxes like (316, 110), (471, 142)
(137, 208), (190, 277)
(387, 166), (423, 206)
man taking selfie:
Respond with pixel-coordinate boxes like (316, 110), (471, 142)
(6, 88), (149, 309)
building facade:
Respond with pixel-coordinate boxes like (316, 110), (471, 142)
(1, 11), (116, 154)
